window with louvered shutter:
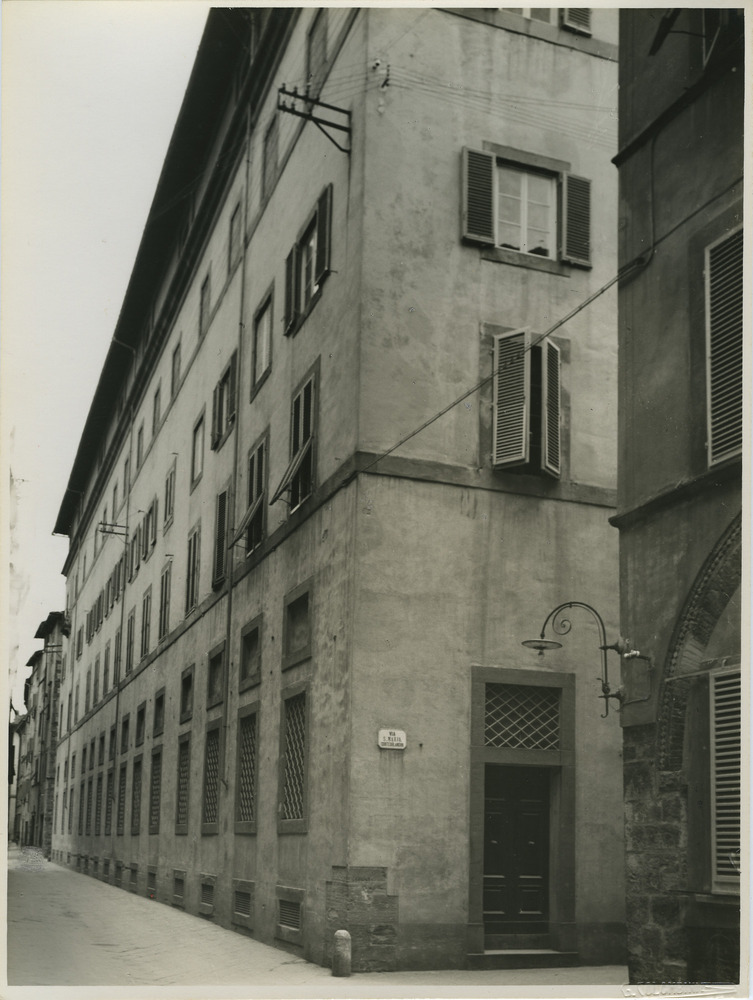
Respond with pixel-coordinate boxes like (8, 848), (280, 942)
(706, 228), (743, 467)
(710, 670), (740, 892)
(213, 490), (228, 586)
(492, 330), (530, 467)
(463, 148), (495, 244)
(561, 9), (591, 34)
(560, 174), (591, 266)
(542, 339), (562, 476)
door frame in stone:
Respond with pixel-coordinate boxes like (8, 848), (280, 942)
(467, 666), (576, 955)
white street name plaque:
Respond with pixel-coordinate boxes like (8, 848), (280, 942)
(378, 729), (406, 750)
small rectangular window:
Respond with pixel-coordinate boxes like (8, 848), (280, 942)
(153, 689), (165, 737)
(236, 708), (258, 833)
(104, 771), (114, 835)
(180, 666), (194, 723)
(252, 297), (272, 390)
(136, 703), (146, 746)
(283, 583), (312, 670)
(121, 715), (130, 754)
(207, 642), (225, 709)
(116, 763), (127, 835)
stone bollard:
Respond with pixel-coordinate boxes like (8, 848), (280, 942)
(332, 929), (351, 977)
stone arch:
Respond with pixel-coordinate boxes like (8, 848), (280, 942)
(656, 512), (741, 772)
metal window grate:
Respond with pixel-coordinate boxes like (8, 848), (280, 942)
(94, 775), (103, 836)
(203, 729), (220, 824)
(282, 693), (306, 820)
(149, 752), (162, 833)
(235, 889), (252, 917)
(279, 898), (301, 929)
(174, 875), (185, 898)
(176, 740), (190, 827)
(117, 767), (127, 834)
(201, 882), (215, 907)
(105, 773), (114, 835)
(147, 870), (157, 892)
(131, 760), (142, 835)
(485, 683), (560, 750)
(238, 714), (257, 822)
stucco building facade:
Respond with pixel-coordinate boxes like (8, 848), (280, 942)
(614, 9), (744, 984)
(52, 8), (624, 970)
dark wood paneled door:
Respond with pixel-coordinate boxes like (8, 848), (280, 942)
(483, 764), (550, 939)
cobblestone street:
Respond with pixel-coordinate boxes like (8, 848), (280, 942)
(7, 846), (627, 995)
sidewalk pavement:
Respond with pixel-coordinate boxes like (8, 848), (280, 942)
(7, 845), (629, 998)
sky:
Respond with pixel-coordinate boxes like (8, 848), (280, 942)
(2, 0), (215, 710)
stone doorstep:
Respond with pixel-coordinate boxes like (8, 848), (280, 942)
(467, 949), (579, 970)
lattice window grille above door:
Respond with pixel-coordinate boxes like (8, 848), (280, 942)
(485, 683), (560, 750)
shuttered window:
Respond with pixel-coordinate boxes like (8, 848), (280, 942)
(706, 227), (743, 467)
(211, 352), (237, 449)
(213, 490), (228, 586)
(284, 186), (333, 334)
(462, 148), (591, 267)
(561, 9), (591, 34)
(492, 330), (561, 477)
(710, 670), (740, 892)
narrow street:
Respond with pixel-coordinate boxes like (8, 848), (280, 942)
(7, 847), (627, 995)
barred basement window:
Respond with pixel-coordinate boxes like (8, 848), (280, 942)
(710, 670), (741, 892)
(561, 8), (591, 35)
(131, 758), (143, 835)
(130, 864), (138, 891)
(236, 709), (257, 831)
(115, 861), (123, 888)
(147, 868), (157, 895)
(149, 749), (162, 834)
(200, 878), (215, 914)
(85, 778), (93, 835)
(116, 764), (127, 835)
(173, 872), (186, 904)
(491, 329), (561, 477)
(176, 735), (191, 834)
(233, 883), (254, 923)
(202, 726), (221, 833)
(78, 781), (85, 834)
(485, 683), (560, 750)
(279, 898), (301, 929)
(706, 227), (743, 467)
(103, 858), (110, 879)
(280, 691), (307, 828)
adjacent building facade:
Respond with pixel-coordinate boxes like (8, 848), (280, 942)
(51, 9), (624, 970)
(614, 9), (744, 984)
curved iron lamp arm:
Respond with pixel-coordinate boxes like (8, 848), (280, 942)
(531, 601), (623, 717)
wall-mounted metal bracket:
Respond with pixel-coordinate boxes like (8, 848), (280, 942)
(278, 85), (351, 154)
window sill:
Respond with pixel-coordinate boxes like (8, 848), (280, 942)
(250, 368), (271, 403)
(206, 695), (224, 711)
(211, 422), (235, 453)
(278, 818), (307, 835)
(234, 821), (257, 836)
(282, 650), (311, 672)
(163, 515), (174, 536)
(239, 672), (261, 693)
(190, 472), (203, 496)
(480, 245), (572, 276)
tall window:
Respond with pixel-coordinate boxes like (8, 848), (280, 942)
(159, 563), (172, 640)
(93, 656), (100, 705)
(213, 490), (229, 587)
(202, 724), (221, 833)
(270, 373), (316, 511)
(211, 353), (237, 449)
(191, 415), (204, 485)
(164, 460), (176, 527)
(94, 774), (103, 836)
(136, 422), (145, 467)
(105, 770), (114, 835)
(199, 273), (211, 337)
(171, 341), (182, 399)
(306, 8), (328, 97)
(710, 670), (741, 892)
(131, 758), (142, 835)
(125, 609), (136, 674)
(176, 735), (191, 835)
(462, 147), (591, 267)
(186, 524), (201, 613)
(491, 328), (561, 478)
(141, 589), (152, 657)
(149, 749), (162, 835)
(236, 708), (258, 832)
(252, 297), (272, 390)
(152, 384), (161, 434)
(280, 690), (307, 831)
(117, 763), (127, 835)
(113, 628), (122, 684)
(706, 227), (743, 467)
(229, 203), (241, 271)
(284, 187), (332, 334)
(262, 116), (278, 200)
(112, 480), (118, 517)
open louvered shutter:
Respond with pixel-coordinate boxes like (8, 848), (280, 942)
(492, 329), (530, 468)
(227, 351), (238, 424)
(541, 338), (561, 477)
(284, 246), (299, 334)
(710, 670), (740, 891)
(462, 148), (496, 245)
(213, 491), (228, 585)
(315, 184), (332, 286)
(561, 9), (591, 34)
(560, 174), (591, 266)
(706, 228), (743, 467)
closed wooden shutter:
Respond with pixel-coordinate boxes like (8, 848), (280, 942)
(542, 338), (562, 477)
(710, 670), (740, 891)
(213, 491), (228, 585)
(462, 148), (496, 245)
(560, 174), (591, 266)
(561, 9), (591, 34)
(227, 351), (238, 423)
(706, 228), (743, 466)
(315, 184), (332, 286)
(284, 246), (299, 334)
(492, 330), (530, 467)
